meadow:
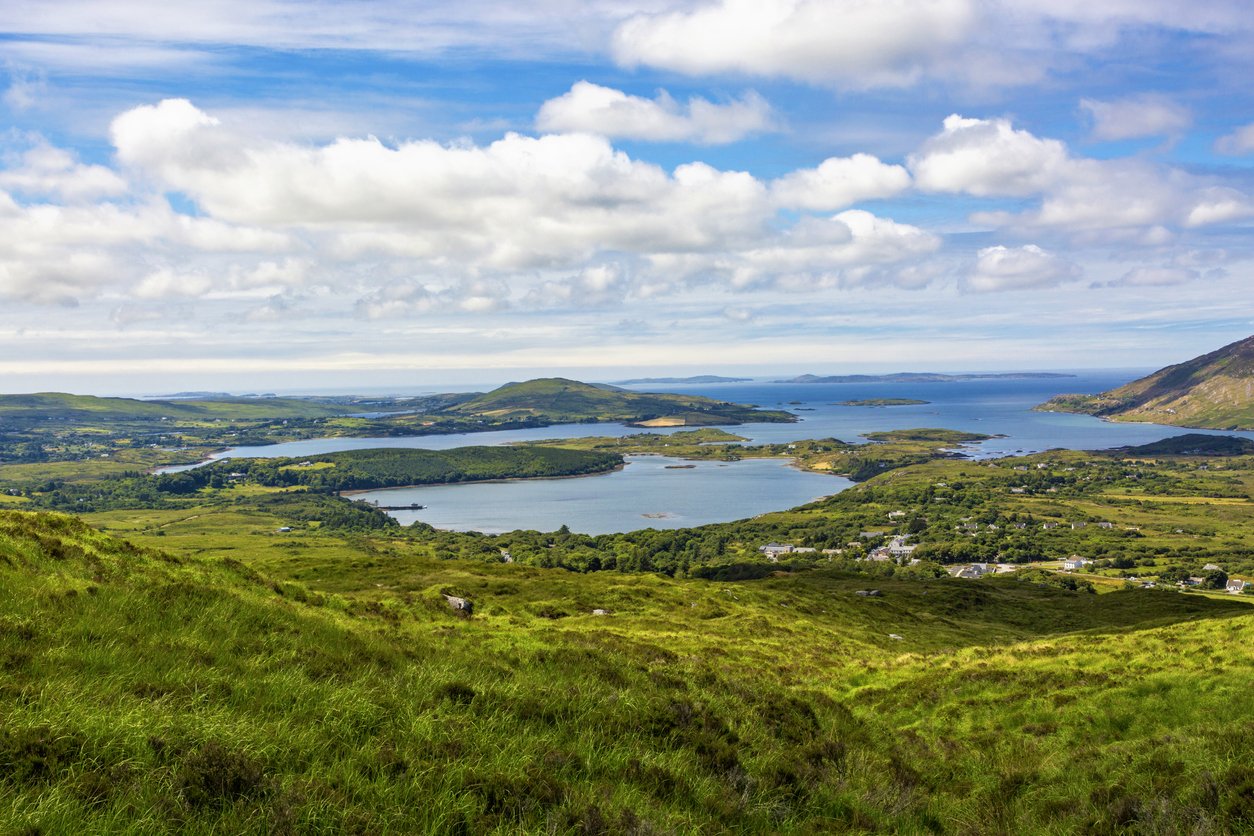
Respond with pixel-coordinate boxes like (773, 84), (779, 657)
(2, 509), (1251, 834)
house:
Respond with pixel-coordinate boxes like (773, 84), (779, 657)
(1227, 578), (1250, 594)
(276, 526), (292, 533)
(888, 536), (917, 558)
(867, 547), (893, 562)
(759, 543), (794, 558)
(1062, 555), (1090, 571)
(792, 547), (817, 554)
(950, 563), (991, 579)
(1071, 522), (1088, 530)
(1097, 522), (1114, 529)
(821, 548), (844, 556)
(860, 531), (885, 539)
(887, 510), (907, 519)
(1203, 563), (1222, 572)
(1010, 487), (1026, 494)
(1012, 522), (1028, 530)
(1042, 522), (1060, 530)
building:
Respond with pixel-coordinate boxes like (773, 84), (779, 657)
(1227, 578), (1250, 594)
(1062, 555), (1090, 571)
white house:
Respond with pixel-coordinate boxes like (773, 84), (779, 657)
(1227, 578), (1250, 594)
(1062, 555), (1090, 571)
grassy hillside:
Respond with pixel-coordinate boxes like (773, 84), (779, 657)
(0, 392), (360, 423)
(1, 509), (1251, 833)
(449, 378), (796, 426)
(1039, 334), (1254, 429)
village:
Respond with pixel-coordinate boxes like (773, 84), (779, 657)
(757, 505), (1253, 594)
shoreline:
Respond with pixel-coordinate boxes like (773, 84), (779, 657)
(338, 462), (628, 496)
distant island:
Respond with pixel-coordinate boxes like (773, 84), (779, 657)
(1038, 334), (1254, 431)
(779, 372), (1077, 384)
(835, 398), (930, 407)
(612, 375), (753, 385)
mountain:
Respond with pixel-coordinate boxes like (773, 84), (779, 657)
(447, 377), (795, 426)
(611, 375), (753, 385)
(1038, 335), (1254, 430)
(779, 372), (1076, 383)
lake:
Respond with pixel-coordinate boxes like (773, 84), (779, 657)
(349, 455), (848, 535)
(159, 372), (1254, 534)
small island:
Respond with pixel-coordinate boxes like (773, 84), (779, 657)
(835, 398), (930, 407)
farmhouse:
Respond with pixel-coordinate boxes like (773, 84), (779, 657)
(1062, 555), (1090, 571)
(1227, 578), (1250, 594)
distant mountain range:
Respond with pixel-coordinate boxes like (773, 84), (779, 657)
(445, 378), (795, 426)
(778, 372), (1077, 384)
(612, 375), (753, 385)
(1038, 334), (1254, 431)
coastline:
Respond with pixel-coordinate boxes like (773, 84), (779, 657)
(338, 461), (628, 496)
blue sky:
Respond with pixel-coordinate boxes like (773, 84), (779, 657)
(1, 1), (1252, 394)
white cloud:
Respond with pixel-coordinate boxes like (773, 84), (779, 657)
(913, 114), (1254, 237)
(524, 264), (631, 309)
(1216, 123), (1254, 155)
(133, 268), (214, 299)
(1110, 266), (1199, 287)
(1080, 94), (1190, 141)
(612, 0), (976, 88)
(611, 1), (1254, 91)
(910, 114), (1068, 197)
(536, 81), (773, 144)
(355, 278), (510, 319)
(770, 153), (911, 211)
(0, 140), (127, 201)
(966, 244), (1079, 292)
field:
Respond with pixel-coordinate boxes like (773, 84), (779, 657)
(2, 509), (1252, 833)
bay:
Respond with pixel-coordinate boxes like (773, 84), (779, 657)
(155, 371), (1254, 534)
(349, 455), (848, 536)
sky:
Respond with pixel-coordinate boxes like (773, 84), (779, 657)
(1, 0), (1253, 395)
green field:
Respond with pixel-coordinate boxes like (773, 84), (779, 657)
(2, 509), (1252, 833)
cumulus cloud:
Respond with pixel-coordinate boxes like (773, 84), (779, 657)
(536, 81), (773, 144)
(1216, 123), (1254, 155)
(612, 0), (976, 88)
(769, 153), (910, 211)
(966, 244), (1079, 292)
(610, 1), (1254, 91)
(133, 268), (214, 300)
(913, 114), (1253, 236)
(524, 264), (631, 309)
(355, 278), (510, 319)
(909, 114), (1068, 197)
(0, 140), (127, 201)
(648, 210), (941, 293)
(1080, 94), (1190, 141)
(104, 97), (948, 304)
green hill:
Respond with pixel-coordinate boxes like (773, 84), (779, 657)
(2, 509), (1252, 833)
(1039, 334), (1254, 429)
(0, 392), (358, 424)
(449, 377), (796, 426)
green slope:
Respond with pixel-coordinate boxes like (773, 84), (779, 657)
(0, 392), (359, 423)
(1039, 334), (1254, 429)
(2, 509), (1252, 833)
(449, 378), (796, 425)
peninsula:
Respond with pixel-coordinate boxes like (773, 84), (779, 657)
(1037, 334), (1254, 430)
